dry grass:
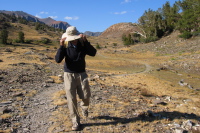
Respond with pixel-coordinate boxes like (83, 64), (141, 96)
(0, 47), (47, 70)
(86, 53), (146, 74)
(0, 129), (11, 133)
(52, 90), (67, 106)
(16, 97), (23, 101)
(48, 75), (200, 132)
(140, 88), (155, 97)
(52, 90), (66, 98)
(49, 76), (63, 84)
(25, 90), (37, 97)
(0, 113), (12, 119)
(19, 112), (28, 116)
(9, 23), (60, 40)
(53, 99), (67, 106)
(98, 73), (200, 115)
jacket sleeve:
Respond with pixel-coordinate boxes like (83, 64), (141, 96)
(84, 41), (97, 56)
(55, 46), (65, 63)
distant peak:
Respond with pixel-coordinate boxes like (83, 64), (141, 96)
(40, 17), (54, 20)
(47, 17), (54, 19)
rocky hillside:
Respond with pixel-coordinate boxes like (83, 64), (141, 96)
(0, 10), (42, 23)
(39, 17), (70, 31)
(0, 10), (70, 31)
(84, 31), (102, 36)
(100, 22), (142, 38)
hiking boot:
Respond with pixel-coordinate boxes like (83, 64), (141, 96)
(72, 122), (80, 131)
(82, 109), (88, 117)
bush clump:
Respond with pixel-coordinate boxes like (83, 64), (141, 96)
(179, 31), (192, 39)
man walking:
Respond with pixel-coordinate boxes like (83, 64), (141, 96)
(55, 26), (96, 131)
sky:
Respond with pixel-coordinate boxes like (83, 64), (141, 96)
(0, 0), (178, 33)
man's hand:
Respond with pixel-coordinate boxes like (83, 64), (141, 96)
(79, 34), (87, 42)
(60, 37), (66, 46)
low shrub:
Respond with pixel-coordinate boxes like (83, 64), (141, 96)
(179, 31), (192, 39)
(96, 43), (101, 49)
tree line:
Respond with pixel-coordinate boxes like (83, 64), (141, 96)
(122, 0), (200, 45)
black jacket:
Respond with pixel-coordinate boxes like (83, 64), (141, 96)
(55, 40), (96, 73)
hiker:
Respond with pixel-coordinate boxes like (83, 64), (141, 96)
(55, 26), (96, 131)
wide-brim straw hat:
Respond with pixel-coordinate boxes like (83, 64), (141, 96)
(62, 26), (81, 41)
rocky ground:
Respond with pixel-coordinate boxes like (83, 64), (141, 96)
(0, 40), (200, 133)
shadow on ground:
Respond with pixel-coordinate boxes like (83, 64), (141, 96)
(81, 111), (200, 129)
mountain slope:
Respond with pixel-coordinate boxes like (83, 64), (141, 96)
(100, 22), (142, 38)
(0, 10), (42, 23)
(0, 10), (70, 30)
(84, 31), (102, 36)
(0, 10), (101, 35)
(0, 13), (63, 42)
(39, 17), (70, 30)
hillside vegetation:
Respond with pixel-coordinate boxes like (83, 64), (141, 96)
(0, 13), (63, 45)
(136, 0), (200, 43)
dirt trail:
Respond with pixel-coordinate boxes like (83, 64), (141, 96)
(20, 84), (63, 133)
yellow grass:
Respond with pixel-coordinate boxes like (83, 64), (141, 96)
(52, 90), (66, 99)
(86, 54), (146, 74)
(49, 76), (63, 84)
(25, 90), (37, 97)
(9, 23), (60, 40)
(0, 113), (12, 119)
(19, 112), (28, 116)
(0, 47), (46, 70)
(52, 90), (67, 106)
(0, 129), (11, 133)
(53, 99), (67, 106)
(16, 97), (23, 101)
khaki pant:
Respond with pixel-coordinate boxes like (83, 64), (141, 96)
(64, 72), (91, 124)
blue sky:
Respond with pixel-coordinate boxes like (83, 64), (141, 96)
(1, 0), (177, 33)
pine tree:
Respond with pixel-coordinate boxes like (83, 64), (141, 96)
(161, 1), (180, 32)
(122, 34), (134, 45)
(177, 0), (200, 33)
(138, 9), (163, 41)
(18, 31), (25, 43)
(0, 29), (8, 44)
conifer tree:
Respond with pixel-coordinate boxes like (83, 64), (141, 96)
(0, 29), (8, 44)
(122, 34), (134, 45)
(137, 0), (200, 41)
(138, 9), (163, 41)
(161, 2), (180, 32)
(177, 0), (200, 33)
(18, 31), (25, 43)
